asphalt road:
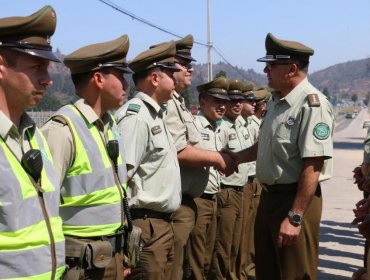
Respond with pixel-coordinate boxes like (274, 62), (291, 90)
(318, 108), (369, 279)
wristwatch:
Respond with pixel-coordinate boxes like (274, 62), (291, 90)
(288, 210), (303, 225)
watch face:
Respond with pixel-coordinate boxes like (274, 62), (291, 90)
(288, 211), (302, 224)
(292, 214), (302, 223)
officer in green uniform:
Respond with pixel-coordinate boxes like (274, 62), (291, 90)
(211, 79), (253, 279)
(241, 87), (270, 280)
(150, 35), (235, 280)
(188, 77), (230, 280)
(252, 33), (335, 280)
(42, 35), (132, 279)
(115, 42), (182, 280)
(0, 6), (66, 279)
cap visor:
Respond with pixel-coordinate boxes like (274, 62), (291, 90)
(228, 94), (245, 100)
(162, 64), (182, 72)
(115, 66), (134, 74)
(176, 53), (197, 62)
(207, 93), (230, 100)
(17, 48), (61, 62)
(257, 56), (277, 62)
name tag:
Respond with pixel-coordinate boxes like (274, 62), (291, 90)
(151, 125), (162, 135)
(201, 133), (210, 141)
(229, 133), (236, 140)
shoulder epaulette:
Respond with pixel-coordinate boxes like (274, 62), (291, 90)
(307, 94), (321, 107)
(51, 115), (68, 126)
(127, 104), (141, 114)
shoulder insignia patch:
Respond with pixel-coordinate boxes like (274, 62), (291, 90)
(313, 122), (330, 140)
(229, 133), (237, 140)
(151, 125), (162, 135)
(307, 94), (321, 107)
(127, 104), (141, 114)
(201, 133), (210, 141)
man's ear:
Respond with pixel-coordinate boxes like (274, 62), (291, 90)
(150, 70), (160, 87)
(289, 63), (299, 77)
(92, 71), (105, 89)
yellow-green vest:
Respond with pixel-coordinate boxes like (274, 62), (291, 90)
(0, 127), (65, 280)
(54, 105), (127, 237)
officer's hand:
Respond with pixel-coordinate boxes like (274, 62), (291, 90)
(277, 217), (301, 247)
(354, 198), (370, 217)
(351, 214), (370, 239)
(217, 150), (239, 176)
(353, 165), (365, 190)
(122, 267), (131, 277)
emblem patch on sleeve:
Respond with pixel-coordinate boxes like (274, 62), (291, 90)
(313, 122), (330, 140)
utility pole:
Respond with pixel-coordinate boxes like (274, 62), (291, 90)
(207, 0), (212, 81)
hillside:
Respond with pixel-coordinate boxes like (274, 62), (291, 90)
(310, 58), (370, 98)
(39, 55), (370, 111)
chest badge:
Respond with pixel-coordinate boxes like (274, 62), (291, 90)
(286, 116), (296, 126)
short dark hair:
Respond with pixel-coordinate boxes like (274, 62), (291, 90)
(71, 68), (112, 89)
(132, 67), (161, 85)
(0, 49), (17, 67)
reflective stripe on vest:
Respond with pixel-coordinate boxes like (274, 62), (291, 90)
(0, 128), (65, 279)
(55, 105), (127, 237)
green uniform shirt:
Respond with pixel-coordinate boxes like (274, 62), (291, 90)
(243, 115), (259, 177)
(195, 113), (224, 194)
(115, 92), (181, 213)
(220, 115), (253, 186)
(256, 78), (334, 185)
(0, 111), (35, 160)
(164, 91), (209, 197)
(41, 98), (114, 185)
(247, 115), (260, 144)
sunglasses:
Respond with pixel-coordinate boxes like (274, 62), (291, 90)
(176, 61), (193, 70)
(265, 62), (293, 70)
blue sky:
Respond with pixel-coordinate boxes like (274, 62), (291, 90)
(2, 0), (370, 74)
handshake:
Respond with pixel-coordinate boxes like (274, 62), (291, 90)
(216, 149), (241, 177)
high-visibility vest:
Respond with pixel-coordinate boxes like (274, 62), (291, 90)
(54, 105), (127, 237)
(0, 128), (65, 280)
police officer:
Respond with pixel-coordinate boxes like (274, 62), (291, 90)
(241, 87), (270, 280)
(248, 33), (335, 280)
(211, 79), (253, 279)
(115, 42), (182, 280)
(188, 77), (230, 280)
(156, 35), (236, 280)
(0, 6), (66, 279)
(42, 35), (132, 279)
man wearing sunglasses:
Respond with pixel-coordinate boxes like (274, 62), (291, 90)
(236, 33), (334, 280)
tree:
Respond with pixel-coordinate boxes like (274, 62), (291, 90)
(322, 88), (330, 99)
(351, 93), (358, 103)
(215, 70), (227, 78)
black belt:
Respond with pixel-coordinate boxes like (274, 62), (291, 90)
(131, 208), (172, 221)
(261, 183), (298, 193)
(182, 193), (194, 202)
(220, 183), (244, 192)
(248, 176), (255, 183)
(200, 193), (216, 200)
